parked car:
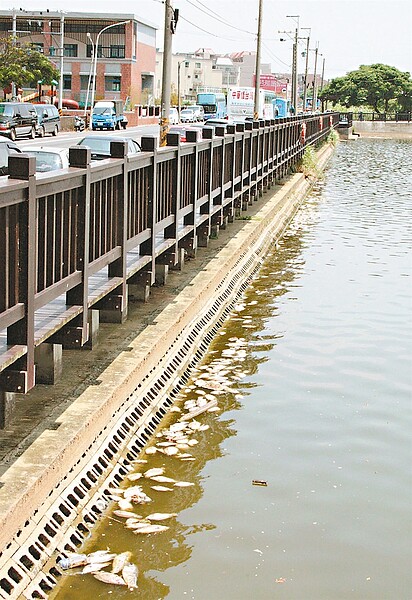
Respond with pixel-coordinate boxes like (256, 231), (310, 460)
(20, 146), (69, 172)
(180, 108), (196, 123)
(76, 135), (141, 160)
(0, 137), (22, 175)
(0, 102), (38, 140)
(203, 118), (234, 129)
(169, 107), (179, 125)
(169, 125), (202, 143)
(33, 104), (60, 137)
(190, 105), (205, 121)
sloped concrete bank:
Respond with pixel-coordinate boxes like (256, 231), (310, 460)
(0, 143), (335, 599)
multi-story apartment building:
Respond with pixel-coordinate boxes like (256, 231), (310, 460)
(0, 10), (157, 107)
(156, 51), (223, 103)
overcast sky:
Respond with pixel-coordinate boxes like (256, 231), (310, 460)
(3, 0), (412, 79)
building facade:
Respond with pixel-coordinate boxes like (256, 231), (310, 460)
(0, 10), (157, 107)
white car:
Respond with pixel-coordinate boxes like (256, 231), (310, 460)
(20, 146), (69, 172)
(180, 108), (196, 123)
(169, 107), (179, 125)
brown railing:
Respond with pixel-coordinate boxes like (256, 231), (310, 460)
(0, 112), (339, 395)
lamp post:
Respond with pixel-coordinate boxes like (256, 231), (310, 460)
(58, 12), (64, 111)
(84, 32), (94, 119)
(89, 20), (130, 123)
(300, 27), (311, 112)
(177, 60), (185, 121)
(286, 15), (299, 113)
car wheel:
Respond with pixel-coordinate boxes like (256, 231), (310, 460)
(121, 122), (127, 129)
(30, 126), (36, 139)
(52, 125), (58, 137)
(39, 125), (45, 138)
(9, 128), (16, 141)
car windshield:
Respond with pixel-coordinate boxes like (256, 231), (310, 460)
(0, 105), (13, 116)
(79, 138), (111, 154)
(93, 107), (113, 115)
(24, 151), (62, 172)
(181, 109), (193, 114)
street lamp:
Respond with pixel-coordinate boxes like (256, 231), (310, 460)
(89, 20), (130, 122)
(177, 60), (185, 120)
(84, 32), (94, 118)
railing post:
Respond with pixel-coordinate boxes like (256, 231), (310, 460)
(164, 132), (180, 266)
(183, 130), (199, 256)
(139, 136), (158, 286)
(3, 155), (37, 393)
(198, 127), (214, 246)
(65, 146), (91, 343)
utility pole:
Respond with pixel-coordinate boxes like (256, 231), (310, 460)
(319, 55), (325, 111)
(253, 0), (263, 120)
(160, 0), (178, 146)
(301, 28), (310, 112)
(11, 8), (17, 99)
(58, 12), (64, 111)
(312, 43), (319, 111)
(287, 15), (299, 113)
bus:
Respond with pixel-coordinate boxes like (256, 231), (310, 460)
(196, 92), (227, 120)
(226, 87), (280, 121)
(274, 97), (291, 118)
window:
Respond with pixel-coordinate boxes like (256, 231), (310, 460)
(195, 62), (201, 68)
(63, 75), (72, 90)
(105, 76), (121, 92)
(110, 45), (125, 58)
(80, 75), (90, 90)
(65, 23), (125, 34)
(64, 44), (78, 57)
(185, 61), (189, 68)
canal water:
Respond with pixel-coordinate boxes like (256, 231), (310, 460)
(52, 138), (412, 600)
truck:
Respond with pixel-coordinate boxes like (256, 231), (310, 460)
(91, 100), (127, 131)
(227, 87), (290, 121)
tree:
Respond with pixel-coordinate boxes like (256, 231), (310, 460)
(0, 37), (59, 92)
(319, 64), (412, 113)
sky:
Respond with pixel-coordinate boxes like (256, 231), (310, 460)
(2, 0), (412, 79)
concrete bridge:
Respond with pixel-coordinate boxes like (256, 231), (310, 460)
(0, 113), (338, 599)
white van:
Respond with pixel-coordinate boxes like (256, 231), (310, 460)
(169, 107), (179, 125)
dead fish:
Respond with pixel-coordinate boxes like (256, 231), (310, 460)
(118, 499), (134, 510)
(93, 571), (127, 586)
(144, 467), (165, 478)
(187, 439), (198, 446)
(127, 473), (143, 481)
(151, 485), (173, 492)
(132, 524), (169, 534)
(113, 510), (137, 519)
(180, 457), (196, 461)
(86, 553), (116, 564)
(58, 554), (88, 569)
(125, 518), (143, 528)
(133, 459), (148, 464)
(82, 561), (112, 574)
(145, 447), (157, 454)
(146, 512), (177, 521)
(156, 441), (176, 447)
(174, 481), (195, 487)
(170, 406), (181, 412)
(150, 475), (176, 483)
(122, 562), (138, 590)
(126, 520), (152, 530)
(162, 446), (179, 456)
(124, 485), (143, 498)
(112, 551), (132, 574)
(129, 493), (152, 504)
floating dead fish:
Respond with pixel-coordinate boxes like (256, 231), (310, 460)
(178, 453), (193, 459)
(133, 459), (148, 464)
(144, 467), (165, 478)
(86, 553), (116, 564)
(112, 551), (132, 574)
(169, 422), (188, 432)
(188, 420), (201, 430)
(82, 561), (112, 574)
(151, 485), (174, 492)
(187, 439), (198, 446)
(113, 510), (137, 519)
(198, 424), (210, 431)
(156, 441), (176, 447)
(162, 446), (179, 456)
(86, 550), (112, 560)
(176, 443), (190, 450)
(123, 485), (143, 498)
(127, 520), (153, 530)
(132, 524), (169, 534)
(122, 562), (138, 590)
(174, 481), (195, 487)
(150, 475), (176, 483)
(146, 512), (177, 521)
(180, 457), (196, 461)
(58, 554), (88, 570)
(145, 447), (157, 454)
(208, 407), (221, 413)
(129, 493), (152, 504)
(127, 473), (143, 481)
(185, 398), (218, 419)
(118, 499), (134, 511)
(93, 571), (127, 586)
(125, 518), (143, 528)
(170, 406), (181, 412)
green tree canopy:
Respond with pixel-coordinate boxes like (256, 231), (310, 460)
(319, 64), (412, 112)
(0, 37), (59, 91)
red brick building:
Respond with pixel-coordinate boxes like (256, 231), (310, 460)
(0, 10), (157, 107)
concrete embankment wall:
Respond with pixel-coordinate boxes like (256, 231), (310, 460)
(353, 120), (412, 139)
(0, 142), (335, 599)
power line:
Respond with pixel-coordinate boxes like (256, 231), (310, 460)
(186, 0), (256, 36)
(179, 15), (242, 41)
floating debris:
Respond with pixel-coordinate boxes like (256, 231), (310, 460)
(252, 480), (268, 487)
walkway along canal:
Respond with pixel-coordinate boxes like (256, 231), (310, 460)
(0, 114), (338, 597)
(50, 137), (411, 600)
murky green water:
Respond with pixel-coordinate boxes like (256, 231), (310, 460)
(52, 139), (412, 600)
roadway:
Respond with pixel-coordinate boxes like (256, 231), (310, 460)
(13, 123), (160, 150)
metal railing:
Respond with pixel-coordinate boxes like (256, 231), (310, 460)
(0, 112), (339, 395)
(351, 111), (411, 122)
